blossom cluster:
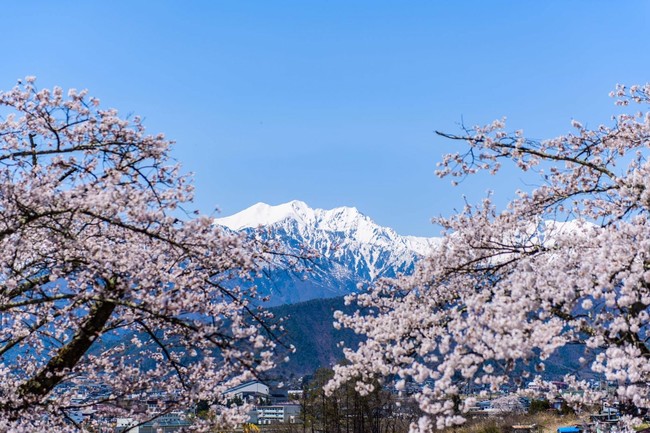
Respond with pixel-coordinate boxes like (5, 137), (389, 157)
(329, 84), (650, 432)
(0, 79), (283, 431)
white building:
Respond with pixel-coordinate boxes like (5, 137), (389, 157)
(255, 403), (301, 425)
(224, 381), (271, 404)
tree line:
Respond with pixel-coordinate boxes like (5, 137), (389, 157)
(295, 368), (419, 433)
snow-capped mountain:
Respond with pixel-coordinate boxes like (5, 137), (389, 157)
(215, 200), (440, 305)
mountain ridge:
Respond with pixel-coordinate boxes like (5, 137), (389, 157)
(215, 200), (440, 305)
(215, 200), (438, 255)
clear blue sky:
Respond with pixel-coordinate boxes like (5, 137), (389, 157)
(3, 1), (649, 236)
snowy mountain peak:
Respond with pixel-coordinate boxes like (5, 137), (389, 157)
(215, 201), (440, 305)
(215, 201), (435, 252)
(217, 200), (439, 259)
(214, 200), (305, 230)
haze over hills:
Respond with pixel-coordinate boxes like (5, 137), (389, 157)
(215, 200), (440, 305)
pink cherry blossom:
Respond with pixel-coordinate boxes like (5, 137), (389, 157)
(330, 84), (650, 432)
(0, 78), (285, 432)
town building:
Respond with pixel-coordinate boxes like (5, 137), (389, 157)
(254, 403), (301, 425)
(224, 381), (271, 405)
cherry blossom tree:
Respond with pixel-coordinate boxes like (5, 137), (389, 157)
(328, 85), (650, 431)
(0, 78), (284, 432)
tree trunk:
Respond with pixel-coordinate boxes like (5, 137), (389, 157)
(18, 278), (119, 406)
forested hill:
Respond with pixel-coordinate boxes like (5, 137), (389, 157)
(266, 296), (597, 385)
(268, 296), (363, 381)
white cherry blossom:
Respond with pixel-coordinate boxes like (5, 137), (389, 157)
(330, 84), (650, 432)
(0, 79), (284, 432)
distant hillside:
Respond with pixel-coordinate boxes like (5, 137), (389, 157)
(265, 296), (598, 386)
(268, 296), (363, 380)
(101, 295), (597, 389)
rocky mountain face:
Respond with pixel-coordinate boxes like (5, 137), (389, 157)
(215, 200), (439, 305)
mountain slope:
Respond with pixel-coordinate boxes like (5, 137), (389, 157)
(268, 296), (362, 380)
(266, 296), (597, 382)
(215, 200), (439, 305)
